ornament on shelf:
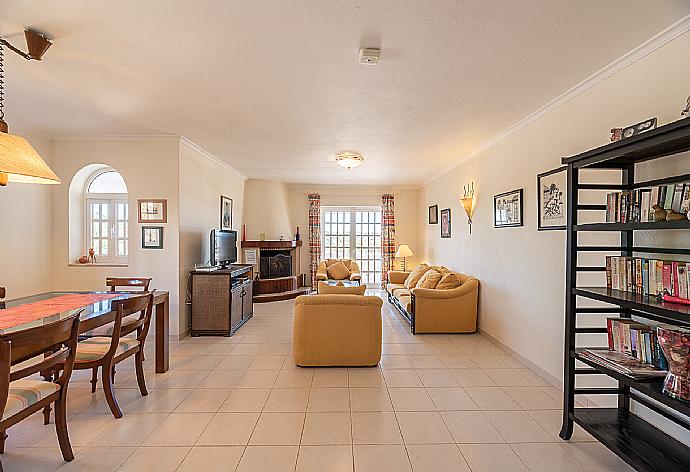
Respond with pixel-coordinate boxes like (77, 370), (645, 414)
(681, 95), (690, 118)
(665, 209), (688, 221)
(88, 248), (97, 263)
(78, 256), (88, 264)
(652, 204), (667, 222)
(610, 128), (623, 142)
(295, 226), (301, 241)
(657, 326), (690, 402)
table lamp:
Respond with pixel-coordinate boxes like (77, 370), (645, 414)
(395, 244), (414, 271)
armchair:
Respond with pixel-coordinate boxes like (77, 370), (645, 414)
(315, 259), (362, 283)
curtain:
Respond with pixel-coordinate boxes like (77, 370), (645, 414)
(381, 194), (396, 288)
(308, 193), (321, 289)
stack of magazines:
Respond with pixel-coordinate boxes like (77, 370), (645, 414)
(579, 349), (667, 380)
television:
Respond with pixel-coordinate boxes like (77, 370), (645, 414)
(210, 229), (237, 267)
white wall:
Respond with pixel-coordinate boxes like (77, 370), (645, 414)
(0, 130), (55, 298)
(242, 180), (292, 240)
(178, 140), (246, 336)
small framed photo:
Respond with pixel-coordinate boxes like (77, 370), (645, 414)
(428, 205), (439, 224)
(494, 189), (523, 228)
(537, 167), (567, 230)
(141, 226), (163, 249)
(138, 199), (167, 223)
(440, 208), (451, 238)
(220, 196), (233, 231)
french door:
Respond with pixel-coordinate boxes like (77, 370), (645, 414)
(322, 207), (382, 284)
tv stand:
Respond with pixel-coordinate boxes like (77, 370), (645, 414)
(190, 264), (254, 336)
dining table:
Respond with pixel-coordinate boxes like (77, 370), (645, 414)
(0, 290), (170, 373)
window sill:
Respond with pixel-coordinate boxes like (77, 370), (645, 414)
(68, 263), (129, 268)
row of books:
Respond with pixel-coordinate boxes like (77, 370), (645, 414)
(605, 183), (689, 223)
(606, 317), (668, 371)
(605, 256), (690, 299)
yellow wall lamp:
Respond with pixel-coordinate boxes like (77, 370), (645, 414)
(0, 30), (60, 187)
(460, 182), (475, 234)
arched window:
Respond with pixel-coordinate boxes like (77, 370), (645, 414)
(84, 168), (128, 263)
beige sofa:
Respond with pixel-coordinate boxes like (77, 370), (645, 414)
(387, 269), (479, 334)
(293, 294), (382, 366)
(315, 259), (362, 284)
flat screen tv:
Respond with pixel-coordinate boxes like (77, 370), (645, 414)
(210, 229), (237, 267)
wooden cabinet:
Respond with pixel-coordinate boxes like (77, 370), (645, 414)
(190, 265), (253, 336)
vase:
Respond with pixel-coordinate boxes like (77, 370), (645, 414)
(657, 326), (690, 402)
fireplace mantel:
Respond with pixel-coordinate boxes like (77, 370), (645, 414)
(241, 240), (302, 249)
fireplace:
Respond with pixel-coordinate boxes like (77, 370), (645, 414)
(260, 250), (292, 279)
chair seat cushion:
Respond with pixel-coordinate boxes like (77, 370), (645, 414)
(3, 379), (60, 419)
(87, 315), (139, 336)
(76, 336), (140, 362)
(396, 294), (412, 313)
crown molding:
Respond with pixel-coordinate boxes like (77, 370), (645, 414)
(50, 134), (181, 142)
(422, 14), (690, 187)
(179, 137), (247, 181)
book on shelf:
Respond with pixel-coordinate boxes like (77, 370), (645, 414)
(605, 256), (690, 300)
(605, 317), (669, 371)
(579, 349), (667, 380)
(605, 182), (689, 223)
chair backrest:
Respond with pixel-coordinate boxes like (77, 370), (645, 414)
(105, 277), (152, 292)
(111, 292), (155, 345)
(0, 287), (5, 299)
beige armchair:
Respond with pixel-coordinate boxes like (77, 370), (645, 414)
(315, 259), (362, 283)
(293, 294), (382, 366)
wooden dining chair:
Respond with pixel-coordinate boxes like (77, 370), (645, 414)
(0, 287), (5, 310)
(0, 313), (81, 467)
(71, 292), (154, 418)
(105, 277), (151, 292)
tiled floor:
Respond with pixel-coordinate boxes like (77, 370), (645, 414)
(2, 291), (634, 471)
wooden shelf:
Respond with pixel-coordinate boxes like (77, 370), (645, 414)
(572, 408), (690, 472)
(241, 240), (302, 249)
(574, 220), (690, 232)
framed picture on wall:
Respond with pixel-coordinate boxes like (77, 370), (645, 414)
(220, 196), (233, 230)
(440, 208), (451, 238)
(141, 226), (163, 249)
(537, 166), (567, 230)
(429, 205), (439, 224)
(494, 189), (523, 228)
(137, 199), (167, 223)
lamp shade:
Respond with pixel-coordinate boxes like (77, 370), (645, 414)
(460, 197), (474, 218)
(395, 244), (414, 258)
(0, 131), (60, 185)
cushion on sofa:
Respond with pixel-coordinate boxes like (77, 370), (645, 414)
(327, 261), (351, 280)
(318, 282), (366, 295)
(436, 273), (461, 290)
(429, 265), (450, 275)
(404, 264), (430, 289)
(386, 283), (406, 296)
(417, 269), (442, 289)
(396, 294), (412, 312)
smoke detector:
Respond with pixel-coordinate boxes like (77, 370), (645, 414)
(359, 48), (380, 65)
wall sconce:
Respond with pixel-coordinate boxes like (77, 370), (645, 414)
(460, 182), (475, 234)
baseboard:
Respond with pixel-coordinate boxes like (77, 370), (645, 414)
(173, 328), (191, 341)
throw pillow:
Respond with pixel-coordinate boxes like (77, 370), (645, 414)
(404, 264), (431, 289)
(429, 265), (451, 275)
(327, 260), (351, 280)
(417, 269), (442, 289)
(436, 273), (462, 290)
(318, 282), (366, 295)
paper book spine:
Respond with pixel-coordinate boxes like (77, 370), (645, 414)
(630, 329), (638, 359)
(687, 263), (690, 300)
(662, 262), (673, 296)
(623, 323), (632, 356)
(645, 333), (652, 365)
(650, 186), (659, 218)
(665, 184), (675, 209)
(677, 262), (688, 300)
(606, 318), (614, 350)
(635, 259), (643, 294)
(641, 190), (650, 223)
(605, 256), (612, 290)
(648, 260), (656, 296)
(626, 258), (633, 293)
(642, 259), (649, 296)
(672, 184), (684, 212)
(611, 257), (619, 290)
(656, 260), (664, 295)
(672, 261), (680, 297)
(612, 320), (621, 352)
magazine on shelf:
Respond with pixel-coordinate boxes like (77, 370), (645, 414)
(579, 349), (667, 379)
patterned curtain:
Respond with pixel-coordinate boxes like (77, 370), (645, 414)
(381, 194), (396, 288)
(308, 193), (322, 289)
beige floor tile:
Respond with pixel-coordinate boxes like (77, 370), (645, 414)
(117, 446), (190, 472)
(351, 412), (403, 444)
(197, 412), (260, 445)
(312, 369), (349, 387)
(353, 445), (412, 472)
(348, 369), (386, 387)
(274, 369), (314, 388)
(220, 388), (270, 412)
(562, 442), (636, 472)
(458, 444), (528, 472)
(449, 369), (496, 386)
(296, 445), (353, 472)
(511, 443), (588, 472)
(236, 369), (279, 388)
(264, 388), (310, 412)
(440, 411), (505, 443)
(526, 409), (595, 442)
(142, 412), (213, 446)
(406, 444), (470, 471)
(380, 355), (413, 369)
(249, 355), (288, 370)
(250, 412), (305, 445)
(197, 370), (244, 388)
(56, 446), (134, 472)
(349, 388), (393, 411)
(438, 355), (478, 369)
(34, 413), (116, 448)
(484, 369), (535, 386)
(418, 369), (460, 387)
(119, 388), (193, 413)
(382, 369), (422, 387)
(237, 445), (299, 472)
(484, 410), (553, 443)
(177, 446), (245, 472)
(468, 354), (512, 369)
(465, 386), (521, 410)
(215, 355), (256, 371)
(427, 387), (478, 411)
(0, 447), (75, 472)
(381, 344), (407, 355)
(174, 388), (231, 412)
(91, 413), (168, 446)
(169, 355), (224, 371)
(396, 411), (453, 444)
(403, 344), (435, 355)
(502, 386), (561, 410)
(388, 388), (436, 411)
(308, 387), (350, 411)
(301, 412), (352, 445)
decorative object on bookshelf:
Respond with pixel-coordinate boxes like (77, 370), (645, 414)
(220, 195), (233, 230)
(657, 326), (690, 402)
(494, 188), (523, 228)
(652, 204), (667, 221)
(606, 181), (690, 223)
(428, 205), (438, 224)
(440, 208), (451, 238)
(622, 117), (657, 139)
(537, 167), (566, 230)
(681, 95), (690, 118)
(460, 182), (475, 234)
(665, 209), (687, 221)
(610, 128), (623, 142)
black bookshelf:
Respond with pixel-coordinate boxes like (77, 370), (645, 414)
(560, 118), (690, 472)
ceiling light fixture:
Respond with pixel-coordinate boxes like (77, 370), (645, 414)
(335, 152), (364, 170)
(0, 29), (60, 186)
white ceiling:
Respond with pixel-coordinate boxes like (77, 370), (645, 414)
(1, 1), (689, 185)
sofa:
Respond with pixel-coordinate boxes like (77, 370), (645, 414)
(293, 293), (382, 366)
(315, 259), (362, 284)
(387, 265), (479, 334)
